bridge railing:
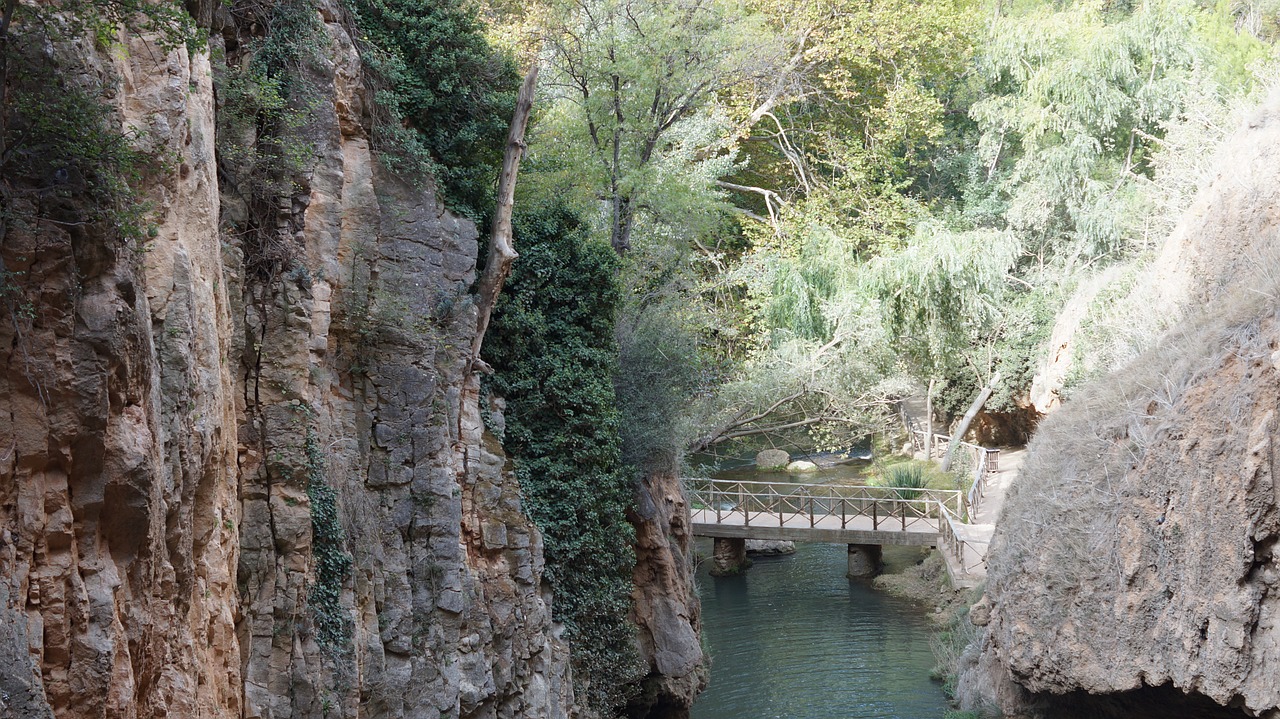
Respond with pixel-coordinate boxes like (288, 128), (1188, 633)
(937, 505), (987, 576)
(686, 478), (962, 532)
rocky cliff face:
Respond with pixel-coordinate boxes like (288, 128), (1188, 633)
(958, 94), (1280, 719)
(626, 469), (706, 718)
(0, 4), (585, 716)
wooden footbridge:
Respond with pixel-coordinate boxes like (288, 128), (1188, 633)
(688, 478), (991, 587)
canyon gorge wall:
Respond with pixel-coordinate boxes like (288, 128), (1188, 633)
(0, 3), (702, 717)
(959, 93), (1280, 719)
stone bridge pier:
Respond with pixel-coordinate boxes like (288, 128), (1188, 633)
(710, 537), (751, 576)
(846, 544), (882, 578)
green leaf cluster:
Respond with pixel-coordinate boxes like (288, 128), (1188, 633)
(347, 0), (518, 217)
(485, 204), (645, 715)
(536, 0), (769, 251)
(305, 427), (354, 651)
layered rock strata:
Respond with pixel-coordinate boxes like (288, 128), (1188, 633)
(0, 4), (579, 717)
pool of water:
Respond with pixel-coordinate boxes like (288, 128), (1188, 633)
(691, 541), (950, 719)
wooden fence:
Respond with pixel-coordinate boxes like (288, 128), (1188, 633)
(937, 504), (988, 576)
(686, 478), (962, 533)
(897, 401), (999, 519)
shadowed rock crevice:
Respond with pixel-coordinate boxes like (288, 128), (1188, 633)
(1035, 684), (1253, 719)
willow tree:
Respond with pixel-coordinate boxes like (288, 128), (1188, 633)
(868, 222), (1019, 463)
(970, 0), (1269, 267)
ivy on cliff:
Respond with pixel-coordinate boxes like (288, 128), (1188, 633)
(304, 426), (354, 651)
(214, 0), (323, 279)
(345, 0), (517, 218)
(485, 204), (645, 715)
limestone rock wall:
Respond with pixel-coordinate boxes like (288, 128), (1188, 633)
(959, 92), (1280, 718)
(0, 29), (241, 719)
(0, 3), (574, 717)
(626, 470), (706, 718)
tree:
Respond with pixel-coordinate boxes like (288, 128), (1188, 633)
(968, 0), (1268, 266)
(540, 0), (778, 254)
(868, 222), (1019, 448)
(720, 0), (979, 219)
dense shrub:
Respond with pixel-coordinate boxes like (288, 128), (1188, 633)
(346, 0), (518, 217)
(485, 204), (645, 714)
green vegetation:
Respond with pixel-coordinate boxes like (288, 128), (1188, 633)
(305, 427), (354, 651)
(932, 602), (978, 698)
(347, 0), (518, 217)
(883, 463), (928, 500)
(0, 0), (199, 251)
(485, 204), (645, 714)
(2, 61), (155, 241)
(489, 0), (1279, 459)
(215, 0), (322, 278)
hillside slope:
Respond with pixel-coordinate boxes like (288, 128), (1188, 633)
(959, 93), (1280, 718)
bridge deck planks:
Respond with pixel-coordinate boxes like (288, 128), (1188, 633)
(690, 508), (939, 546)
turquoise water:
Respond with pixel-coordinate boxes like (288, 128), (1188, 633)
(691, 541), (950, 719)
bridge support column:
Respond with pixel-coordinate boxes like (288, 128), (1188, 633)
(711, 537), (751, 576)
(847, 544), (882, 578)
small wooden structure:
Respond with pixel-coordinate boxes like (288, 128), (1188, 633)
(688, 478), (990, 585)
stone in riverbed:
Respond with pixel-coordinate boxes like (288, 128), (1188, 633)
(786, 460), (819, 473)
(755, 449), (790, 470)
(745, 540), (796, 555)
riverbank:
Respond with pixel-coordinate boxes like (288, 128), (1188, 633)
(874, 553), (989, 718)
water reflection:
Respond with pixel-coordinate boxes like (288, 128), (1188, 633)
(691, 542), (949, 719)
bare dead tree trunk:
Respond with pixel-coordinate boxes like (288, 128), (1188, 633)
(467, 62), (539, 374)
(940, 371), (1000, 473)
(922, 377), (935, 459)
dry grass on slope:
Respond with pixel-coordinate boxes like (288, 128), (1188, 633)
(988, 254), (1280, 617)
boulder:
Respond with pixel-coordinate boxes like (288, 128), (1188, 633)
(745, 540), (796, 556)
(786, 460), (819, 473)
(754, 449), (790, 470)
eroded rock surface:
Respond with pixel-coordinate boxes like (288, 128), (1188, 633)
(0, 5), (575, 717)
(960, 91), (1280, 719)
(627, 470), (707, 718)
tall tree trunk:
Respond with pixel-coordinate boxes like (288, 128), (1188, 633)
(613, 198), (634, 255)
(467, 63), (539, 374)
(940, 371), (1000, 473)
(922, 378), (935, 459)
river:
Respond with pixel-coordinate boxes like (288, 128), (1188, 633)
(690, 540), (950, 719)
